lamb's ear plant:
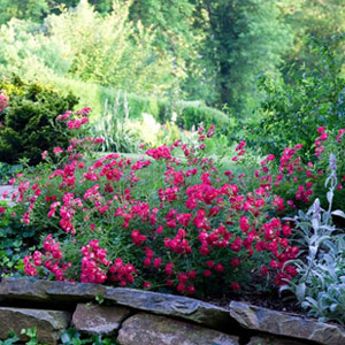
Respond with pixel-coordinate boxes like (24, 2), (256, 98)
(281, 154), (345, 324)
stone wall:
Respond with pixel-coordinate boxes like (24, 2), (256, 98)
(0, 278), (343, 345)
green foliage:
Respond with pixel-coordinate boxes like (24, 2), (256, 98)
(175, 101), (232, 132)
(0, 1), (179, 98)
(253, 39), (345, 156)
(0, 327), (119, 345)
(1, 0), (345, 123)
(61, 328), (119, 345)
(0, 0), (301, 118)
(41, 76), (230, 136)
(0, 0), (48, 25)
(283, 0), (345, 73)
(35, 77), (162, 120)
(0, 201), (38, 277)
(0, 333), (20, 345)
(249, 1), (345, 156)
(21, 328), (39, 345)
(50, 0), (176, 92)
(0, 77), (78, 164)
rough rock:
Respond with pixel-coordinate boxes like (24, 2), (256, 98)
(72, 304), (131, 335)
(46, 281), (107, 302)
(247, 336), (309, 345)
(117, 313), (239, 345)
(0, 278), (50, 301)
(0, 307), (70, 345)
(104, 287), (232, 329)
(229, 301), (345, 345)
(0, 278), (106, 303)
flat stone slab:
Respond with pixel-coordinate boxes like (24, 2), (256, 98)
(72, 303), (131, 335)
(0, 278), (232, 329)
(117, 313), (239, 345)
(104, 287), (231, 329)
(229, 301), (345, 345)
(0, 278), (107, 302)
(0, 307), (70, 345)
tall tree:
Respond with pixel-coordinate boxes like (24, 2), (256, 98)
(192, 0), (292, 115)
(125, 0), (199, 106)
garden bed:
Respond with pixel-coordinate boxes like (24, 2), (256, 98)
(0, 106), (344, 336)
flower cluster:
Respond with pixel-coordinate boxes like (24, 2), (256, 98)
(24, 234), (71, 280)
(109, 258), (137, 287)
(57, 107), (91, 130)
(81, 240), (110, 283)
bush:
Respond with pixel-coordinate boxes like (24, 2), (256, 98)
(9, 105), (345, 304)
(252, 40), (345, 156)
(0, 77), (78, 164)
(13, 108), (304, 297)
(175, 101), (232, 133)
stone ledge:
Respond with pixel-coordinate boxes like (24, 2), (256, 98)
(0, 278), (232, 329)
(0, 278), (107, 302)
(104, 287), (231, 329)
(229, 301), (345, 345)
(0, 278), (344, 345)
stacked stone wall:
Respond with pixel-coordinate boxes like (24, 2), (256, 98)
(0, 278), (343, 345)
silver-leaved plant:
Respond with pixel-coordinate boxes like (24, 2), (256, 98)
(282, 154), (345, 324)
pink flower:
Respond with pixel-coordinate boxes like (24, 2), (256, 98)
(239, 216), (250, 232)
(41, 150), (48, 160)
(53, 147), (63, 155)
(146, 145), (172, 160)
(230, 282), (241, 291)
(336, 128), (345, 142)
(0, 92), (9, 113)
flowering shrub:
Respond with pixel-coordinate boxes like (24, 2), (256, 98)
(5, 107), (345, 298)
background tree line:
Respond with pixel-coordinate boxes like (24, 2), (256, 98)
(0, 0), (344, 153)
